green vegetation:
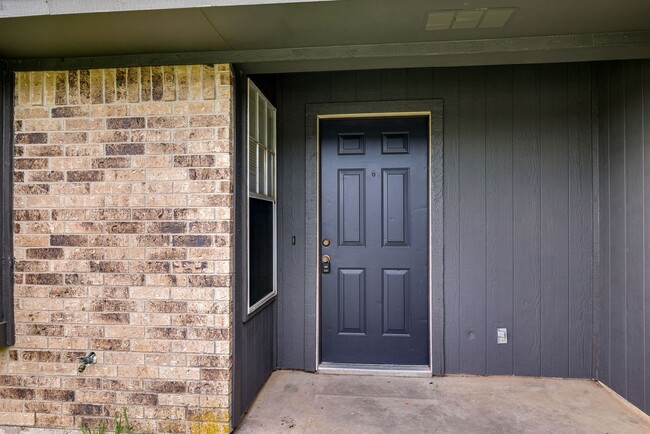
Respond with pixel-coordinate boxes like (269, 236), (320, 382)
(80, 409), (134, 434)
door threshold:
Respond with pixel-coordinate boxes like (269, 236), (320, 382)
(318, 362), (431, 377)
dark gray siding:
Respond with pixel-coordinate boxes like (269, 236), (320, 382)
(232, 71), (274, 426)
(597, 60), (650, 414)
(436, 63), (593, 377)
(276, 73), (308, 369)
(240, 304), (274, 409)
(276, 64), (594, 378)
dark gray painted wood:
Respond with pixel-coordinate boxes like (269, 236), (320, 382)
(457, 67), (487, 375)
(380, 70), (407, 101)
(430, 101), (445, 375)
(590, 68), (601, 392)
(597, 64), (611, 387)
(608, 62), (628, 397)
(434, 68), (460, 375)
(240, 303), (274, 411)
(302, 96), (322, 374)
(540, 64), (570, 378)
(355, 70), (382, 102)
(302, 74), (335, 372)
(0, 63), (15, 348)
(276, 65), (594, 379)
(277, 73), (307, 369)
(567, 63), (593, 379)
(597, 59), (650, 415)
(232, 68), (246, 428)
(232, 70), (274, 429)
(512, 64), (542, 376)
(485, 66), (514, 375)
(307, 72), (332, 104)
(644, 61), (650, 417)
(406, 68), (433, 100)
(331, 71), (356, 103)
(623, 61), (645, 409)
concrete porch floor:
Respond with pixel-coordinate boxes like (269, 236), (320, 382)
(236, 370), (650, 433)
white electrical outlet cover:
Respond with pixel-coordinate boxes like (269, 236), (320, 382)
(497, 328), (508, 344)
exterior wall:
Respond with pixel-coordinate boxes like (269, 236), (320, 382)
(597, 60), (650, 415)
(1, 65), (234, 432)
(232, 74), (275, 425)
(442, 64), (594, 378)
(275, 65), (595, 378)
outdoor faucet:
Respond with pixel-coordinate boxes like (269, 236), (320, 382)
(78, 352), (97, 373)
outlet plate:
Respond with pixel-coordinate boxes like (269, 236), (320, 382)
(497, 328), (508, 344)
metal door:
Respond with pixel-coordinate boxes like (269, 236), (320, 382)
(320, 116), (429, 365)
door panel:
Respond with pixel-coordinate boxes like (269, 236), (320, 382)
(320, 116), (429, 365)
(382, 269), (409, 335)
(382, 168), (409, 246)
(338, 169), (365, 246)
(338, 268), (366, 334)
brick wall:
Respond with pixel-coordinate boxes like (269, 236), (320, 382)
(0, 65), (234, 433)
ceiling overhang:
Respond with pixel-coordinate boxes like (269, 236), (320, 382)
(2, 0), (650, 73)
(10, 31), (650, 74)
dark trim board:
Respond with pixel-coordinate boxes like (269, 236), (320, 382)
(590, 70), (600, 385)
(0, 62), (15, 348)
(231, 66), (246, 429)
(305, 100), (444, 374)
(6, 31), (650, 74)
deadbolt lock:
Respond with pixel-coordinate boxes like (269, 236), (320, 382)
(322, 239), (330, 247)
(321, 254), (331, 274)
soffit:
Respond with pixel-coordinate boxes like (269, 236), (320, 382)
(1, 0), (650, 72)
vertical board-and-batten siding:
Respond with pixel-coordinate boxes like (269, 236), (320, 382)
(4, 66), (234, 432)
(597, 60), (650, 415)
(276, 64), (594, 378)
(232, 72), (275, 426)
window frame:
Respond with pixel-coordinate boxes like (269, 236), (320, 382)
(0, 63), (15, 348)
(245, 80), (278, 317)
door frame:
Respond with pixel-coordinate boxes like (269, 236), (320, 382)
(305, 100), (444, 375)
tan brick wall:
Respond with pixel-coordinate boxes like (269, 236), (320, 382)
(0, 66), (234, 433)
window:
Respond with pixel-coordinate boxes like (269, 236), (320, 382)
(247, 80), (277, 315)
(0, 64), (14, 348)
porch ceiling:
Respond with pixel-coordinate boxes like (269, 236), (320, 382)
(2, 0), (650, 72)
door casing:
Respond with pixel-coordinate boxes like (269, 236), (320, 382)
(305, 100), (444, 375)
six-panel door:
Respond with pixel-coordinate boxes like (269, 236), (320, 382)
(320, 116), (429, 365)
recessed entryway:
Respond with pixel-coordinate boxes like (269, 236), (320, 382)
(302, 100), (444, 374)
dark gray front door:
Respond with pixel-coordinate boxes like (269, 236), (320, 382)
(320, 116), (429, 365)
